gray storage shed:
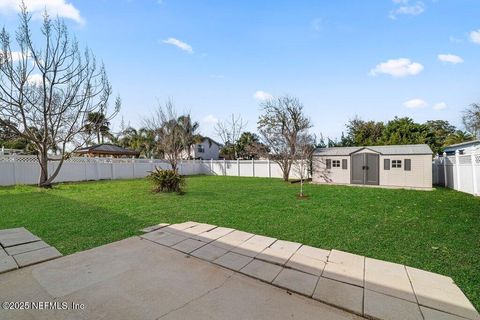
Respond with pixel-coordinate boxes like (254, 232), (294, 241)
(312, 144), (433, 189)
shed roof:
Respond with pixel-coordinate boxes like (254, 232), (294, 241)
(314, 144), (433, 156)
(76, 143), (140, 155)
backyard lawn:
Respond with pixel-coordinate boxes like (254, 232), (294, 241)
(0, 176), (479, 309)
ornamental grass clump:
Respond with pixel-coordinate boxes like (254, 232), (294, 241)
(148, 168), (185, 193)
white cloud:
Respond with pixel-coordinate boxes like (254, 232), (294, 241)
(449, 36), (463, 43)
(1, 51), (29, 62)
(253, 90), (273, 102)
(369, 58), (424, 77)
(202, 115), (218, 125)
(433, 102), (447, 110)
(389, 0), (425, 19)
(403, 98), (427, 109)
(27, 73), (43, 85)
(0, 0), (85, 25)
(469, 30), (480, 44)
(162, 38), (194, 54)
(437, 54), (463, 64)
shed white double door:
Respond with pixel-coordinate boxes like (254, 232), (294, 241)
(351, 153), (379, 185)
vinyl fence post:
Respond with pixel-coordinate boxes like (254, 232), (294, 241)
(252, 158), (255, 177)
(12, 154), (17, 185)
(132, 157), (135, 178)
(443, 152), (448, 187)
(95, 157), (100, 180)
(268, 158), (271, 178)
(111, 156), (115, 180)
(210, 158), (213, 175)
(237, 158), (240, 176)
(472, 150), (478, 196)
(223, 158), (226, 176)
(455, 150), (461, 191)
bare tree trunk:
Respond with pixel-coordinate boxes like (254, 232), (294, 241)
(38, 150), (49, 187)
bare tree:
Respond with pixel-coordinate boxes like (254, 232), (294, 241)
(463, 103), (480, 139)
(258, 95), (312, 181)
(0, 5), (116, 187)
(144, 100), (185, 172)
(292, 133), (315, 197)
(214, 114), (246, 159)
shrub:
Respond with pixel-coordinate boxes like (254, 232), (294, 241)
(147, 168), (185, 193)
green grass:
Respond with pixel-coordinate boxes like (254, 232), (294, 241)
(0, 176), (479, 309)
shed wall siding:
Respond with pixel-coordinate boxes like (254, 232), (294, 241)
(379, 154), (431, 188)
(312, 156), (350, 184)
(312, 154), (432, 189)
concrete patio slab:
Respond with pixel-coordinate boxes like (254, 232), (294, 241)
(0, 248), (7, 257)
(240, 259), (283, 283)
(313, 277), (364, 315)
(322, 250), (365, 287)
(0, 256), (18, 274)
(273, 268), (319, 296)
(162, 221), (199, 234)
(0, 227), (41, 247)
(5, 240), (50, 256)
(286, 251), (327, 276)
(211, 230), (254, 250)
(191, 244), (229, 261)
(406, 267), (480, 320)
(257, 240), (302, 265)
(296, 245), (330, 262)
(141, 230), (187, 247)
(13, 246), (62, 268)
(192, 227), (235, 243)
(158, 272), (362, 320)
(214, 252), (253, 271)
(178, 223), (217, 236)
(365, 257), (416, 302)
(172, 238), (207, 254)
(1, 237), (364, 320)
(231, 235), (277, 257)
(140, 223), (169, 233)
(364, 289), (423, 320)
(421, 306), (469, 320)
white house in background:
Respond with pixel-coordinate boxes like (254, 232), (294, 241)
(443, 140), (480, 155)
(182, 137), (221, 160)
(312, 144), (433, 190)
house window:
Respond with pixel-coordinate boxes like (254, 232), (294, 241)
(392, 160), (402, 168)
(197, 144), (205, 153)
(332, 160), (341, 168)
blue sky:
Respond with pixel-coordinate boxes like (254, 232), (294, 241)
(1, 0), (479, 139)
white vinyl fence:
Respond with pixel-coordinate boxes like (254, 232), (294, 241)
(0, 155), (307, 186)
(432, 149), (480, 196)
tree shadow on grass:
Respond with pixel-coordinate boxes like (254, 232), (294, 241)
(0, 192), (142, 255)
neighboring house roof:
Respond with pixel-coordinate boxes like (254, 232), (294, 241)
(314, 144), (433, 156)
(443, 140), (480, 152)
(76, 143), (140, 156)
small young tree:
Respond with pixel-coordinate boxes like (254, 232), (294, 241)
(257, 95), (312, 181)
(214, 114), (246, 159)
(0, 5), (116, 187)
(292, 133), (315, 197)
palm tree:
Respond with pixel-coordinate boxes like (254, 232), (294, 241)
(84, 112), (112, 145)
(178, 115), (201, 159)
(444, 131), (474, 147)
